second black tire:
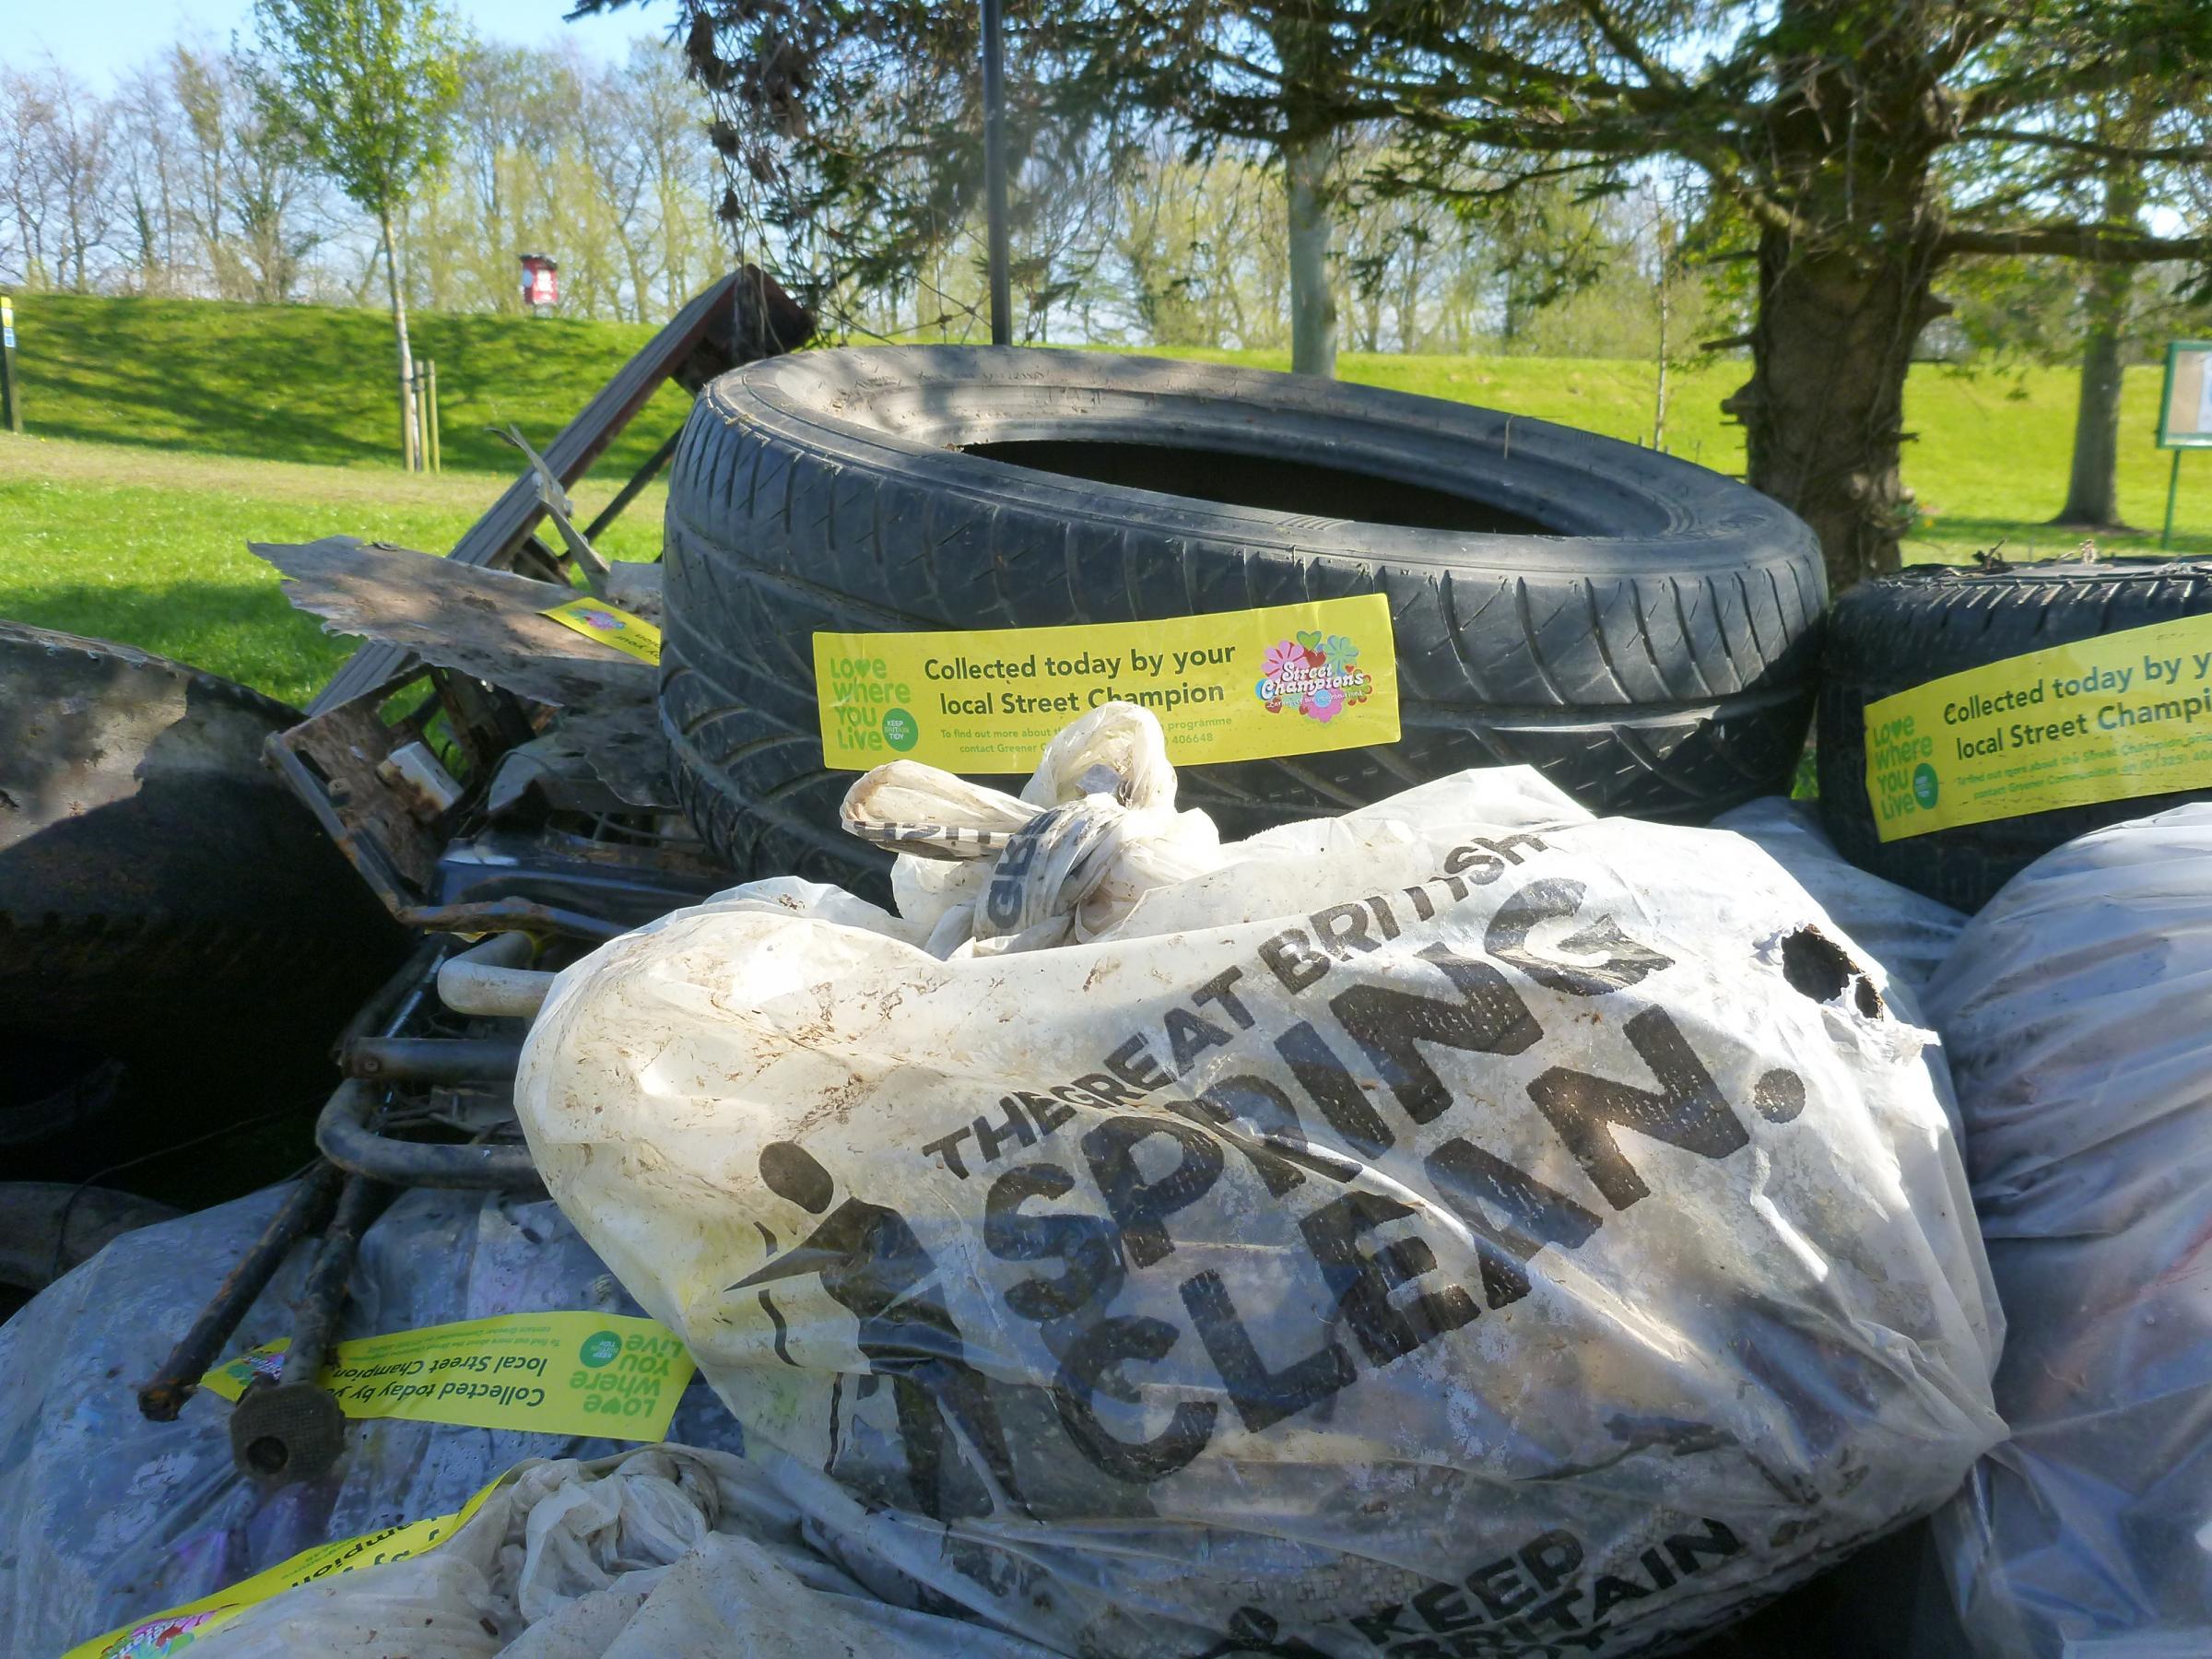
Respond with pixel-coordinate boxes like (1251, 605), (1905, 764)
(0, 621), (408, 1152)
(1819, 559), (2212, 912)
(662, 348), (1825, 892)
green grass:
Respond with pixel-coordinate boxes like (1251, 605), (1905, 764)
(1159, 346), (2212, 565)
(0, 436), (666, 709)
(4, 292), (692, 477)
(1, 293), (2208, 706)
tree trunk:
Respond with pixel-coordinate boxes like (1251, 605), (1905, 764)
(1735, 230), (1936, 594)
(380, 210), (419, 473)
(1285, 135), (1337, 378)
(2054, 167), (2144, 529)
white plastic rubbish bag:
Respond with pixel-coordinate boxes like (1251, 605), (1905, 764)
(1708, 797), (1968, 993)
(193, 1445), (1059, 1659)
(518, 703), (2004, 1657)
(1924, 804), (2212, 1657)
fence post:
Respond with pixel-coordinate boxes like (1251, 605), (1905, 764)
(1, 296), (20, 436)
(425, 360), (441, 474)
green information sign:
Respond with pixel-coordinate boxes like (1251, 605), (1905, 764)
(2156, 341), (2212, 547)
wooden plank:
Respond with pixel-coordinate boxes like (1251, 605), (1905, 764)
(310, 267), (809, 714)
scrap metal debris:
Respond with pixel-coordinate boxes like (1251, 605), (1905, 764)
(250, 536), (653, 708)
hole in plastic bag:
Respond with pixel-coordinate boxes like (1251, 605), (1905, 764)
(1780, 926), (1883, 1018)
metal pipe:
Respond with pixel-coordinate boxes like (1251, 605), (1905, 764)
(582, 427), (683, 543)
(336, 938), (450, 1054)
(136, 1164), (344, 1421)
(228, 1174), (395, 1484)
(982, 0), (1011, 346)
(341, 1036), (525, 1084)
(291, 1176), (392, 1381)
(316, 1078), (544, 1192)
(439, 933), (555, 1020)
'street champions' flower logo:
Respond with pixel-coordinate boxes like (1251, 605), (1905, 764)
(1254, 631), (1371, 724)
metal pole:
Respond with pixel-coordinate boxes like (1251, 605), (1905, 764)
(135, 1164), (346, 1421)
(1, 297), (20, 435)
(981, 0), (1012, 346)
(582, 425), (684, 542)
(228, 1172), (394, 1484)
(2164, 449), (2183, 549)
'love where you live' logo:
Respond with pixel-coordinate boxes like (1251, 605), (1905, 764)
(1253, 630), (1373, 724)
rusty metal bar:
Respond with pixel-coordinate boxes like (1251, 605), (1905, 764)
(228, 1174), (394, 1484)
(312, 267), (810, 715)
(582, 426), (683, 544)
(136, 1163), (344, 1422)
(397, 899), (625, 942)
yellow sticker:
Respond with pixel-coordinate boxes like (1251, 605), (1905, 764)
(1864, 612), (2212, 841)
(63, 1471), (506, 1658)
(199, 1312), (693, 1440)
(542, 596), (662, 665)
(814, 594), (1400, 771)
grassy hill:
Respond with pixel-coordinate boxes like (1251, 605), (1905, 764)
(5, 293), (695, 477)
(2, 290), (2208, 706)
(11, 290), (2210, 539)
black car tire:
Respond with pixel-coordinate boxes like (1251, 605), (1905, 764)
(0, 622), (407, 1142)
(661, 347), (1825, 893)
(1818, 559), (2212, 912)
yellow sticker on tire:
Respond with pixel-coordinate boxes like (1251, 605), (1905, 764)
(814, 593), (1400, 771)
(1864, 612), (2212, 841)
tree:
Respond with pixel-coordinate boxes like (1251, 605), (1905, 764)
(581, 0), (1415, 374)
(171, 48), (328, 303)
(0, 68), (62, 288)
(2035, 81), (2212, 528)
(1350, 0), (2212, 590)
(2053, 149), (2147, 528)
(251, 0), (461, 468)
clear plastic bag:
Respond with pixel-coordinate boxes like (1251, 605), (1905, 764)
(518, 704), (2003, 1657)
(0, 1187), (743, 1659)
(1709, 797), (1969, 992)
(194, 1445), (1058, 1659)
(1924, 804), (2212, 1656)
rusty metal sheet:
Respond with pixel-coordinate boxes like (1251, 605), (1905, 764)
(252, 537), (654, 708)
(553, 696), (676, 808)
(265, 693), (443, 909)
(485, 691), (676, 815)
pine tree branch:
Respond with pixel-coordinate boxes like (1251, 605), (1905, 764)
(1961, 125), (2212, 166)
(1937, 222), (2212, 263)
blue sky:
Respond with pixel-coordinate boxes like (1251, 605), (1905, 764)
(27, 0), (664, 85)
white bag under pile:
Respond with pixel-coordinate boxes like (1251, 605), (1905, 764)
(515, 704), (2003, 1658)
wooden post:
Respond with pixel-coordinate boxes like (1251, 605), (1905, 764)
(1, 297), (20, 436)
(425, 361), (441, 474)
